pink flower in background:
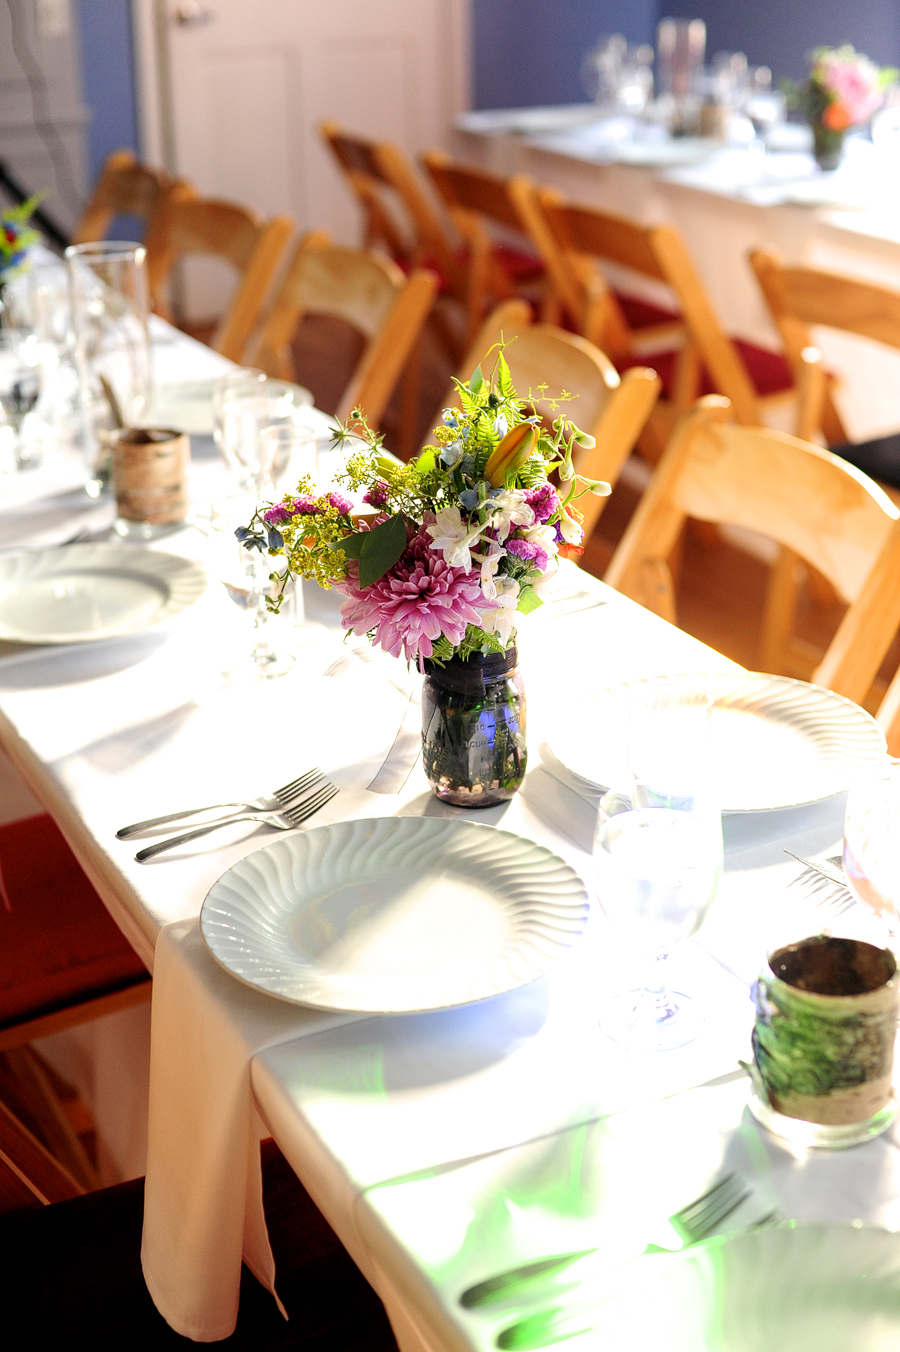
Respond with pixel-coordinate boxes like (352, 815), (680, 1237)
(813, 48), (885, 125)
(337, 531), (490, 661)
(328, 491), (353, 515)
(523, 483), (560, 525)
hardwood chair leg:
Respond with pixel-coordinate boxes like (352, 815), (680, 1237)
(0, 1048), (99, 1193)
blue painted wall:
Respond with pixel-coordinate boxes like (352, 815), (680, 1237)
(473, 0), (900, 107)
(473, 0), (658, 108)
(74, 0), (139, 184)
(689, 1), (900, 84)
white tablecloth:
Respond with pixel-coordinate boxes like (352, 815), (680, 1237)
(0, 318), (891, 1345)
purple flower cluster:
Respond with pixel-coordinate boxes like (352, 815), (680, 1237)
(363, 480), (390, 508)
(524, 483), (559, 524)
(262, 495), (325, 525)
(506, 537), (549, 572)
(328, 491), (353, 515)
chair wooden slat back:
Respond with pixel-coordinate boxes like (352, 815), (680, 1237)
(320, 123), (461, 288)
(605, 396), (900, 704)
(144, 187), (294, 363)
(437, 302), (660, 538)
(750, 248), (900, 445)
(249, 233), (437, 427)
(538, 192), (761, 426)
(73, 150), (174, 246)
(421, 152), (549, 342)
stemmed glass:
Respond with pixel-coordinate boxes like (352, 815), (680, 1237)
(593, 681), (723, 1051)
(212, 370), (312, 494)
(843, 757), (900, 941)
(0, 330), (43, 470)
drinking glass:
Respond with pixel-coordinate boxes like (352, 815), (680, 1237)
(65, 242), (151, 493)
(0, 329), (43, 470)
(209, 492), (296, 682)
(257, 423), (320, 640)
(593, 681), (723, 1050)
(212, 371), (312, 493)
(843, 758), (900, 940)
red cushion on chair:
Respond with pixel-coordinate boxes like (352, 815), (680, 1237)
(493, 242), (545, 285)
(614, 293), (680, 330)
(618, 341), (793, 402)
(0, 815), (148, 1030)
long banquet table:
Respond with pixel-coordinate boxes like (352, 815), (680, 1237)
(2, 319), (899, 1347)
(453, 107), (900, 445)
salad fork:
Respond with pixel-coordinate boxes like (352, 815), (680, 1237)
(460, 1172), (766, 1310)
(134, 780), (338, 861)
(116, 769), (325, 838)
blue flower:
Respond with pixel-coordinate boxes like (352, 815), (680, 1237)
(441, 410), (459, 428)
(458, 488), (479, 510)
(493, 415), (508, 438)
(440, 439), (464, 469)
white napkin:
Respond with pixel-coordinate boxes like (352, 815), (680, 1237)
(141, 918), (366, 1340)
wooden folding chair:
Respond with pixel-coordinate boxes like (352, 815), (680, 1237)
(247, 233), (437, 449)
(531, 192), (794, 456)
(72, 150), (178, 246)
(750, 248), (900, 465)
(437, 300), (661, 542)
(0, 812), (151, 1192)
(144, 186), (294, 364)
(421, 153), (558, 346)
(320, 123), (462, 288)
(605, 396), (900, 711)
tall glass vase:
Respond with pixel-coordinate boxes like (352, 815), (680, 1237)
(421, 649), (526, 807)
(812, 122), (846, 171)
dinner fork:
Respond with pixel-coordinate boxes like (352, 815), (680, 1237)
(116, 769), (325, 838)
(134, 781), (338, 861)
(459, 1172), (763, 1309)
(785, 850), (857, 919)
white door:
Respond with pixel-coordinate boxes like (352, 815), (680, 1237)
(134, 0), (470, 316)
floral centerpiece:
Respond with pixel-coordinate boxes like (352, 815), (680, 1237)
(238, 346), (609, 805)
(800, 46), (896, 170)
(0, 198), (40, 317)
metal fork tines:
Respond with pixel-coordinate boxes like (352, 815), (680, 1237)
(668, 1171), (751, 1245)
(134, 778), (339, 862)
(785, 850), (857, 919)
(116, 768), (325, 838)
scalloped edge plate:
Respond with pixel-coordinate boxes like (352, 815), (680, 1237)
(200, 818), (590, 1013)
(550, 673), (886, 813)
(0, 543), (208, 643)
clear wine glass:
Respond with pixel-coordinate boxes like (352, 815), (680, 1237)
(843, 758), (900, 940)
(593, 680), (723, 1051)
(212, 371), (312, 493)
(0, 329), (43, 471)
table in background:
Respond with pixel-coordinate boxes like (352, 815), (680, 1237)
(454, 108), (900, 443)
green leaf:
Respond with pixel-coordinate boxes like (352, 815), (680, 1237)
(496, 352), (514, 399)
(358, 513), (408, 588)
(415, 446), (437, 475)
(469, 364), (484, 395)
(328, 531), (367, 559)
(516, 585), (543, 614)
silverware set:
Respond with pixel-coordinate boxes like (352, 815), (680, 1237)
(117, 768), (338, 861)
(461, 1172), (778, 1349)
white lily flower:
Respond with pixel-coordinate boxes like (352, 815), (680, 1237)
(426, 506), (482, 570)
(531, 556), (560, 600)
(523, 523), (558, 554)
(559, 509), (583, 546)
(479, 576), (519, 646)
(485, 489), (535, 542)
(473, 539), (503, 593)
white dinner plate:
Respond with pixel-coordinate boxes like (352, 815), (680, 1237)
(549, 673), (886, 813)
(200, 818), (590, 1013)
(0, 543), (208, 643)
(513, 1223), (900, 1351)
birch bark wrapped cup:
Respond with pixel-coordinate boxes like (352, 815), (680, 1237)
(111, 427), (190, 534)
(749, 935), (900, 1148)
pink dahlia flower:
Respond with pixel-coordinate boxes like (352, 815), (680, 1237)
(337, 530), (490, 661)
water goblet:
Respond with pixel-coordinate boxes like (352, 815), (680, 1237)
(843, 757), (900, 941)
(212, 370), (312, 493)
(257, 423), (321, 643)
(0, 329), (43, 470)
(592, 680), (722, 1051)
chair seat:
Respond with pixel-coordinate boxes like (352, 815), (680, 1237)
(0, 815), (148, 1031)
(616, 293), (679, 331)
(618, 337), (793, 401)
(0, 1138), (400, 1348)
